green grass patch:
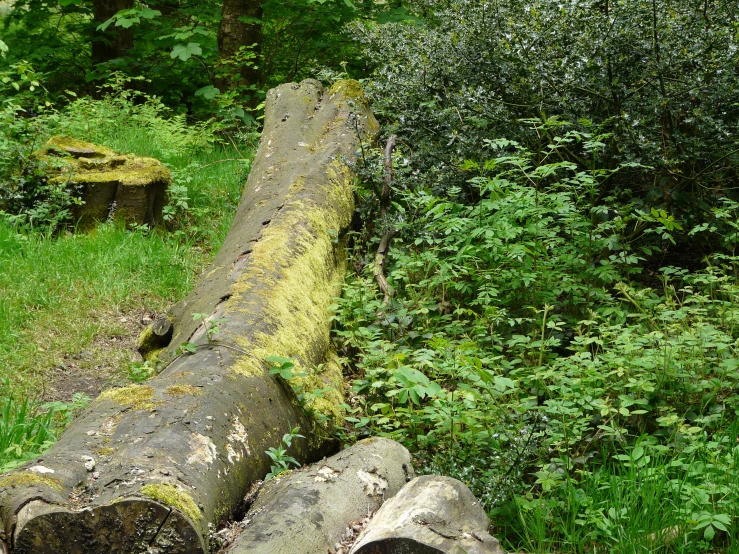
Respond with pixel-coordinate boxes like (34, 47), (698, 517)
(0, 82), (251, 466)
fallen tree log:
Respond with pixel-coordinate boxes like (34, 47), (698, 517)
(0, 78), (378, 554)
(350, 475), (504, 554)
(220, 437), (414, 554)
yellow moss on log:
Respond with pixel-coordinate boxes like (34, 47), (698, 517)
(0, 473), (64, 491)
(291, 352), (345, 425)
(63, 156), (169, 187)
(227, 160), (353, 426)
(98, 384), (156, 411)
(140, 483), (201, 523)
(34, 136), (170, 187)
(165, 385), (201, 398)
(328, 79), (369, 105)
(42, 136), (115, 157)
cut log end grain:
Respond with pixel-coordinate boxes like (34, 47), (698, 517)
(350, 475), (505, 554)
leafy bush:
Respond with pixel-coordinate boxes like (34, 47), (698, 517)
(335, 125), (739, 550)
(352, 0), (739, 242)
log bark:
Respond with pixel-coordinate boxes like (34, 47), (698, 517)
(0, 79), (378, 554)
(221, 437), (414, 554)
(350, 476), (504, 554)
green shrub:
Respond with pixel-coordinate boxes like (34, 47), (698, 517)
(335, 125), (739, 550)
(352, 0), (739, 245)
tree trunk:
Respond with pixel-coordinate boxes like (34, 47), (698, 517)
(220, 438), (414, 554)
(0, 79), (379, 554)
(216, 0), (263, 91)
(350, 476), (504, 554)
(92, 0), (135, 67)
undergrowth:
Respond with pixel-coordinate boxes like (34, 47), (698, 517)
(334, 123), (739, 553)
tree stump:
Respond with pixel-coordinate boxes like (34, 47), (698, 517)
(34, 136), (170, 230)
(0, 79), (378, 554)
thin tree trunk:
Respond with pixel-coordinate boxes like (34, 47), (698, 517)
(216, 0), (263, 91)
(92, 0), (135, 67)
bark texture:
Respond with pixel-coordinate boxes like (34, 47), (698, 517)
(92, 0), (135, 67)
(350, 476), (504, 554)
(216, 0), (263, 90)
(223, 438), (414, 554)
(0, 79), (378, 554)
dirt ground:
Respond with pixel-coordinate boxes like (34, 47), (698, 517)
(44, 309), (161, 402)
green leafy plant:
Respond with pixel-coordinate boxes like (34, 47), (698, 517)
(264, 426), (304, 480)
(266, 356), (306, 381)
(335, 118), (739, 550)
(127, 360), (160, 383)
(0, 385), (89, 472)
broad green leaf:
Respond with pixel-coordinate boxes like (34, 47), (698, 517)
(195, 85), (220, 100)
(704, 525), (715, 541)
(138, 8), (161, 19)
(116, 17), (140, 29)
(171, 42), (202, 61)
(97, 16), (116, 31)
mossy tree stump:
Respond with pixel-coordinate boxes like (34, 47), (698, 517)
(34, 136), (170, 230)
(0, 80), (378, 554)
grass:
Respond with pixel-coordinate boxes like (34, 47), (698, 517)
(0, 145), (247, 397)
(490, 421), (739, 554)
(0, 93), (251, 468)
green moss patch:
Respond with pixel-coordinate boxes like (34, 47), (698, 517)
(0, 472), (64, 491)
(165, 385), (201, 398)
(34, 135), (170, 188)
(329, 79), (369, 105)
(99, 384), (157, 411)
(140, 483), (201, 523)
(228, 159), (353, 426)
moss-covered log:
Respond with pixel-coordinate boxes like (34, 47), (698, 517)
(350, 476), (503, 554)
(221, 438), (414, 554)
(0, 79), (378, 554)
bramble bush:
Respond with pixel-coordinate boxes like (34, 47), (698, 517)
(351, 0), (739, 249)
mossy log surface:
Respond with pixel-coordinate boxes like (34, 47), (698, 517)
(34, 136), (170, 230)
(350, 476), (504, 554)
(222, 438), (414, 554)
(0, 79), (378, 554)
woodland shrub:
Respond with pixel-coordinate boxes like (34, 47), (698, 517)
(352, 0), (739, 250)
(335, 122), (739, 550)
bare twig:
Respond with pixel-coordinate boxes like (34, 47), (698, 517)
(373, 229), (396, 303)
(380, 135), (396, 218)
(374, 135), (397, 303)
